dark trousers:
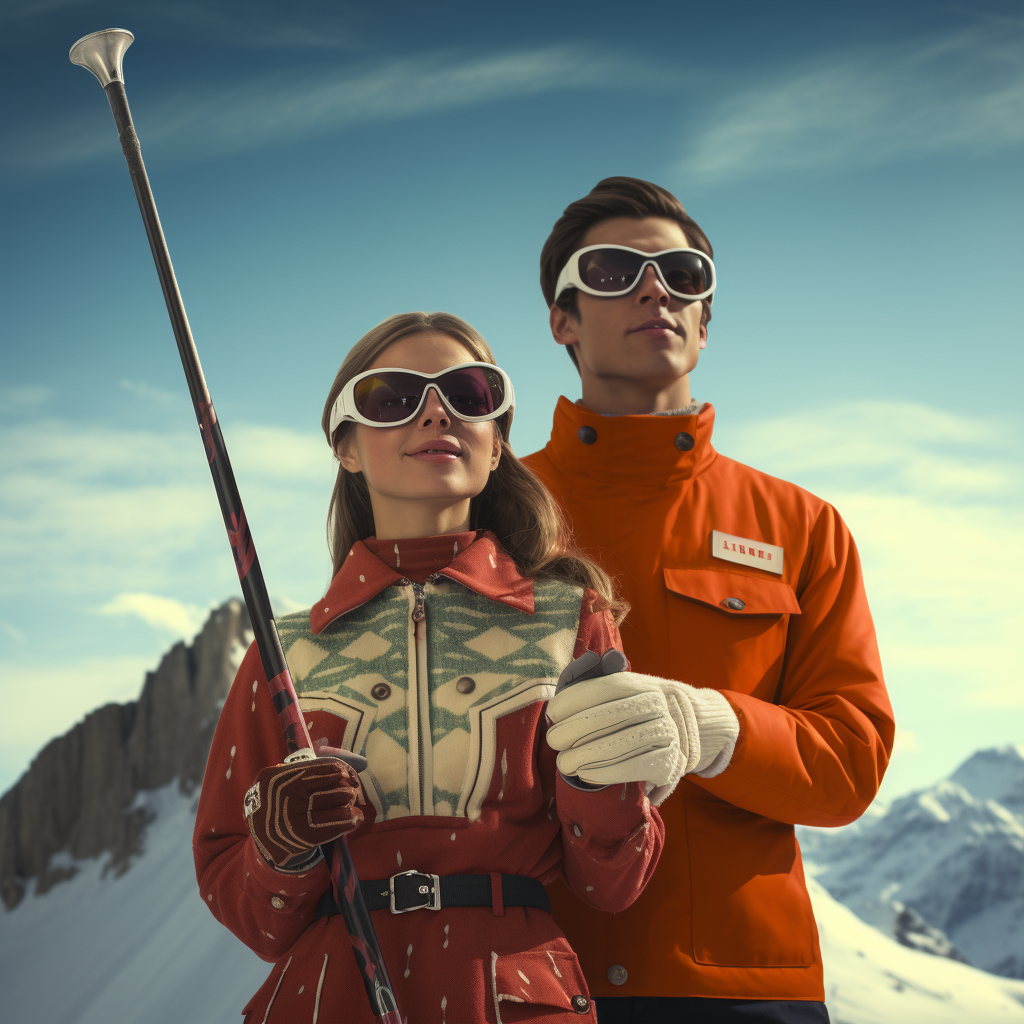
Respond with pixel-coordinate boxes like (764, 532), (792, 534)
(594, 997), (831, 1023)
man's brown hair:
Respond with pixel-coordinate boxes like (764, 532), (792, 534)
(540, 177), (714, 367)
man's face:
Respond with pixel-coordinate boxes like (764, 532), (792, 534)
(550, 216), (708, 394)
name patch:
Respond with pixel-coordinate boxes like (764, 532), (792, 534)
(712, 531), (784, 575)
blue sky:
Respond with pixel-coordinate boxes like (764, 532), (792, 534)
(1, 0), (1022, 799)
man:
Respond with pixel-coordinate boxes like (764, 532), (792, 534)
(525, 177), (894, 1023)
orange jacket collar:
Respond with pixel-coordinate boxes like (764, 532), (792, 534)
(309, 530), (535, 634)
(542, 396), (718, 488)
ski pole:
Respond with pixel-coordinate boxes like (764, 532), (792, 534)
(69, 29), (401, 1024)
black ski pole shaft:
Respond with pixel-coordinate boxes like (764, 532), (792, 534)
(69, 29), (401, 1024)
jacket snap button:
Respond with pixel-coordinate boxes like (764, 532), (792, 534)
(572, 824), (583, 838)
(270, 896), (285, 909)
(607, 964), (628, 985)
(571, 994), (591, 1013)
(371, 683), (391, 700)
(577, 425), (598, 445)
(455, 676), (475, 694)
(674, 431), (694, 451)
(722, 597), (746, 611)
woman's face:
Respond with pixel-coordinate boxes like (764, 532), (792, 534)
(335, 332), (501, 535)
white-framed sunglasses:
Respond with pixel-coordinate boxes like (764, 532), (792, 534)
(554, 245), (716, 304)
(329, 362), (515, 435)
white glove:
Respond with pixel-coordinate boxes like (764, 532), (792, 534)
(546, 672), (740, 804)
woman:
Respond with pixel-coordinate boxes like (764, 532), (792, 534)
(193, 312), (666, 1022)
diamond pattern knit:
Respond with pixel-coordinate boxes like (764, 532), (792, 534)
(277, 577), (583, 821)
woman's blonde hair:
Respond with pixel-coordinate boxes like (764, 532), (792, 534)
(321, 311), (626, 621)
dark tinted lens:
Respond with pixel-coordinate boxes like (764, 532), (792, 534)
(578, 249), (644, 293)
(656, 252), (710, 296)
(353, 373), (426, 422)
(438, 367), (504, 417)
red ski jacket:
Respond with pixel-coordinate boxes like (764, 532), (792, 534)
(194, 532), (664, 1022)
(524, 399), (894, 1002)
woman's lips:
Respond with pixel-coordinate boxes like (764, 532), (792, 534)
(409, 450), (461, 462)
(407, 440), (463, 462)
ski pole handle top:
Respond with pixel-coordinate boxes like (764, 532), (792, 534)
(554, 648), (628, 696)
(70, 29), (134, 88)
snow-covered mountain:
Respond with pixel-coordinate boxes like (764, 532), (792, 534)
(799, 746), (1024, 980)
(2, 605), (1023, 1023)
(2, 780), (1023, 1024)
(0, 601), (251, 912)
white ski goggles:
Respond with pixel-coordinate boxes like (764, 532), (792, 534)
(554, 245), (716, 304)
(329, 362), (515, 434)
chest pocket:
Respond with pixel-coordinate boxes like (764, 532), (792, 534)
(662, 568), (800, 700)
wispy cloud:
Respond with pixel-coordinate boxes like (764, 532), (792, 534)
(720, 400), (1022, 502)
(98, 592), (206, 637)
(145, 1), (357, 50)
(118, 379), (181, 405)
(0, 417), (336, 599)
(0, 385), (52, 412)
(0, 0), (90, 23)
(718, 401), (1024, 710)
(0, 621), (27, 644)
(0, 412), (334, 794)
(19, 43), (658, 171)
(678, 25), (1024, 183)
(1, 0), (355, 49)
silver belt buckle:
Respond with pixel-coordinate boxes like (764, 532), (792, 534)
(389, 869), (441, 913)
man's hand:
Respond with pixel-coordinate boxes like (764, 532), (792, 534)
(547, 672), (682, 788)
(244, 756), (364, 869)
(546, 671), (739, 800)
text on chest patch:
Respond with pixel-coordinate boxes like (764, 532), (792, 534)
(711, 530), (784, 574)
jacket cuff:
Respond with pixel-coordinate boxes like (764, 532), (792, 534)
(689, 686), (740, 778)
(243, 836), (327, 897)
(648, 680), (698, 805)
(556, 775), (651, 845)
(647, 681), (740, 803)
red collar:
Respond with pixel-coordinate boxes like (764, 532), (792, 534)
(309, 530), (535, 634)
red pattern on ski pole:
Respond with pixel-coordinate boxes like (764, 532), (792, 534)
(199, 399), (217, 464)
(349, 935), (378, 981)
(265, 670), (308, 750)
(228, 506), (256, 581)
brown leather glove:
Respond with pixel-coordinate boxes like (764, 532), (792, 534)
(244, 756), (364, 869)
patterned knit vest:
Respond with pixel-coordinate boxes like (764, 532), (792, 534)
(277, 576), (583, 821)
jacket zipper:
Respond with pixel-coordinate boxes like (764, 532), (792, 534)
(411, 581), (430, 814)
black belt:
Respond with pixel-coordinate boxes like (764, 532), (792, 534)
(314, 870), (551, 917)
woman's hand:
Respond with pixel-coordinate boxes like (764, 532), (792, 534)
(243, 756), (364, 869)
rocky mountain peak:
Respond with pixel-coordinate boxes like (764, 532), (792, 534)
(799, 746), (1024, 979)
(949, 745), (1024, 812)
(0, 601), (251, 910)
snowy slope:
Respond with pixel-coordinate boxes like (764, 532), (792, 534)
(0, 783), (269, 1024)
(3, 782), (1024, 1024)
(809, 879), (1024, 1024)
(799, 746), (1024, 979)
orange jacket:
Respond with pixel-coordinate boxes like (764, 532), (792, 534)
(524, 398), (894, 1001)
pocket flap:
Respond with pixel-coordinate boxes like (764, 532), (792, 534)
(664, 568), (800, 616)
(490, 949), (591, 1019)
